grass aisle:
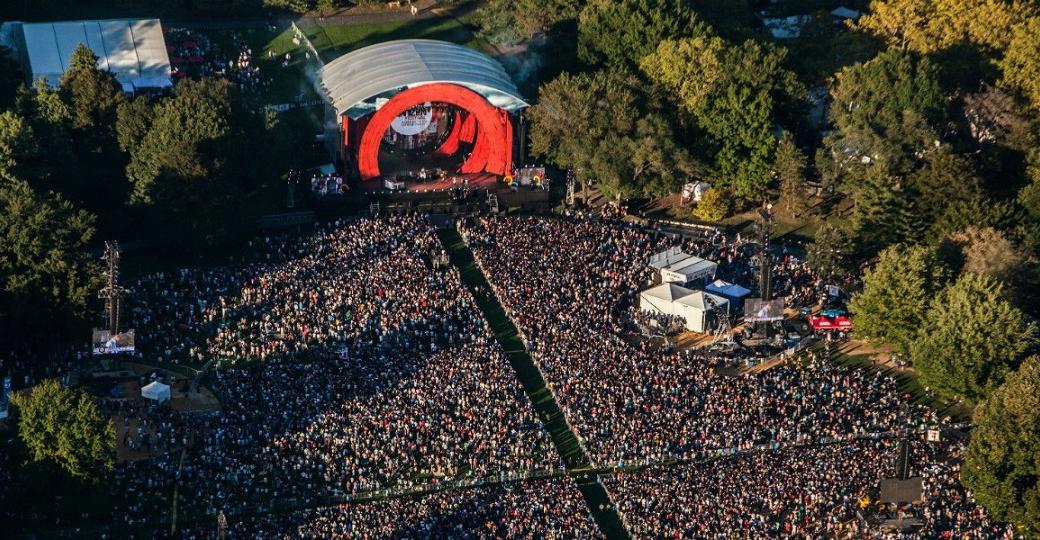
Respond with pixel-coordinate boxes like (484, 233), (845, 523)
(437, 226), (630, 540)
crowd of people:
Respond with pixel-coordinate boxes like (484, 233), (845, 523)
(605, 435), (1014, 539)
(164, 28), (270, 93)
(460, 216), (925, 466)
(113, 216), (558, 523)
(8, 212), (1011, 537)
(177, 477), (600, 539)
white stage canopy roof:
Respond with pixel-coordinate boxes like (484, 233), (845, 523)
(319, 39), (527, 119)
(14, 18), (172, 90)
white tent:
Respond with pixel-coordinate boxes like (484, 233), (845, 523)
(639, 283), (695, 317)
(674, 291), (730, 333)
(661, 256), (717, 286)
(10, 18), (172, 90)
(141, 381), (171, 403)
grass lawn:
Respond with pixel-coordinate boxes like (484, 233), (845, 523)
(267, 13), (484, 65)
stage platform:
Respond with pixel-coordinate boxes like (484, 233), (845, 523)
(357, 172), (501, 193)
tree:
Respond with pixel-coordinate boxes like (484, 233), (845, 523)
(856, 0), (1034, 54)
(807, 223), (855, 278)
(905, 148), (981, 226)
(962, 355), (1040, 537)
(940, 227), (1039, 309)
(848, 167), (918, 253)
(1000, 17), (1040, 109)
(642, 36), (802, 199)
(775, 133), (813, 219)
(640, 35), (727, 114)
(476, 0), (582, 44)
(9, 379), (115, 482)
(59, 44), (124, 133)
(848, 244), (949, 354)
(693, 188), (730, 222)
(578, 0), (705, 68)
(626, 114), (701, 197)
(828, 49), (946, 169)
(0, 178), (100, 346)
(115, 96), (153, 155)
(0, 111), (37, 180)
(929, 195), (1021, 242)
(911, 273), (1035, 402)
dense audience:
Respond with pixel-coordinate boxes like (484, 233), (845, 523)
(460, 216), (926, 465)
(605, 436), (1015, 539)
(114, 216), (557, 522)
(177, 477), (601, 539)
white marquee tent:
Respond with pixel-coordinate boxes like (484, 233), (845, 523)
(639, 284), (729, 333)
(7, 18), (172, 91)
(649, 247), (718, 286)
(141, 381), (171, 403)
(639, 283), (695, 317)
(674, 291), (729, 333)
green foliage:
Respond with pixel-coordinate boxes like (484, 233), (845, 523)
(807, 223), (855, 278)
(775, 133), (813, 219)
(476, 0), (582, 44)
(1000, 17), (1040, 109)
(0, 178), (100, 329)
(905, 148), (981, 226)
(642, 36), (802, 199)
(848, 168), (918, 253)
(0, 111), (37, 180)
(693, 188), (729, 222)
(829, 49), (946, 169)
(31, 78), (70, 127)
(115, 97), (153, 155)
(929, 195), (1022, 242)
(849, 244), (950, 355)
(578, 0), (705, 68)
(59, 44), (125, 133)
(528, 70), (693, 200)
(911, 273), (1035, 403)
(9, 379), (115, 482)
(962, 355), (1040, 537)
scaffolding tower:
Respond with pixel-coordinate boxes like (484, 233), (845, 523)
(98, 241), (126, 336)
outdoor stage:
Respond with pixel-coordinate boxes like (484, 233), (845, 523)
(356, 172), (501, 193)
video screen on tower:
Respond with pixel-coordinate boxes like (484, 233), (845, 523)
(743, 298), (785, 322)
(92, 328), (136, 355)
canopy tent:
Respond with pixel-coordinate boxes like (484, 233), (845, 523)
(141, 381), (171, 403)
(9, 18), (172, 90)
(704, 280), (751, 312)
(674, 291), (729, 333)
(639, 283), (695, 317)
(809, 315), (854, 331)
(650, 248), (718, 286)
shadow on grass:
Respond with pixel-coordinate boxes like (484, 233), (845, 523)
(437, 227), (630, 540)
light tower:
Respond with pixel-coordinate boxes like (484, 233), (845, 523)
(98, 241), (126, 335)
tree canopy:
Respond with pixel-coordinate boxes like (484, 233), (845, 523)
(961, 355), (1040, 537)
(578, 0), (704, 68)
(848, 244), (949, 354)
(9, 379), (115, 482)
(910, 273), (1035, 403)
(528, 70), (694, 199)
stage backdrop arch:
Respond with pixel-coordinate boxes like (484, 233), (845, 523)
(356, 83), (513, 181)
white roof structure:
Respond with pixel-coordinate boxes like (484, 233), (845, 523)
(141, 381), (171, 403)
(674, 291), (729, 333)
(664, 256), (717, 282)
(675, 291), (729, 312)
(639, 283), (695, 316)
(319, 39), (527, 119)
(12, 18), (171, 90)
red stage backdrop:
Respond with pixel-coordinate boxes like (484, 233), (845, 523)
(356, 83), (513, 180)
